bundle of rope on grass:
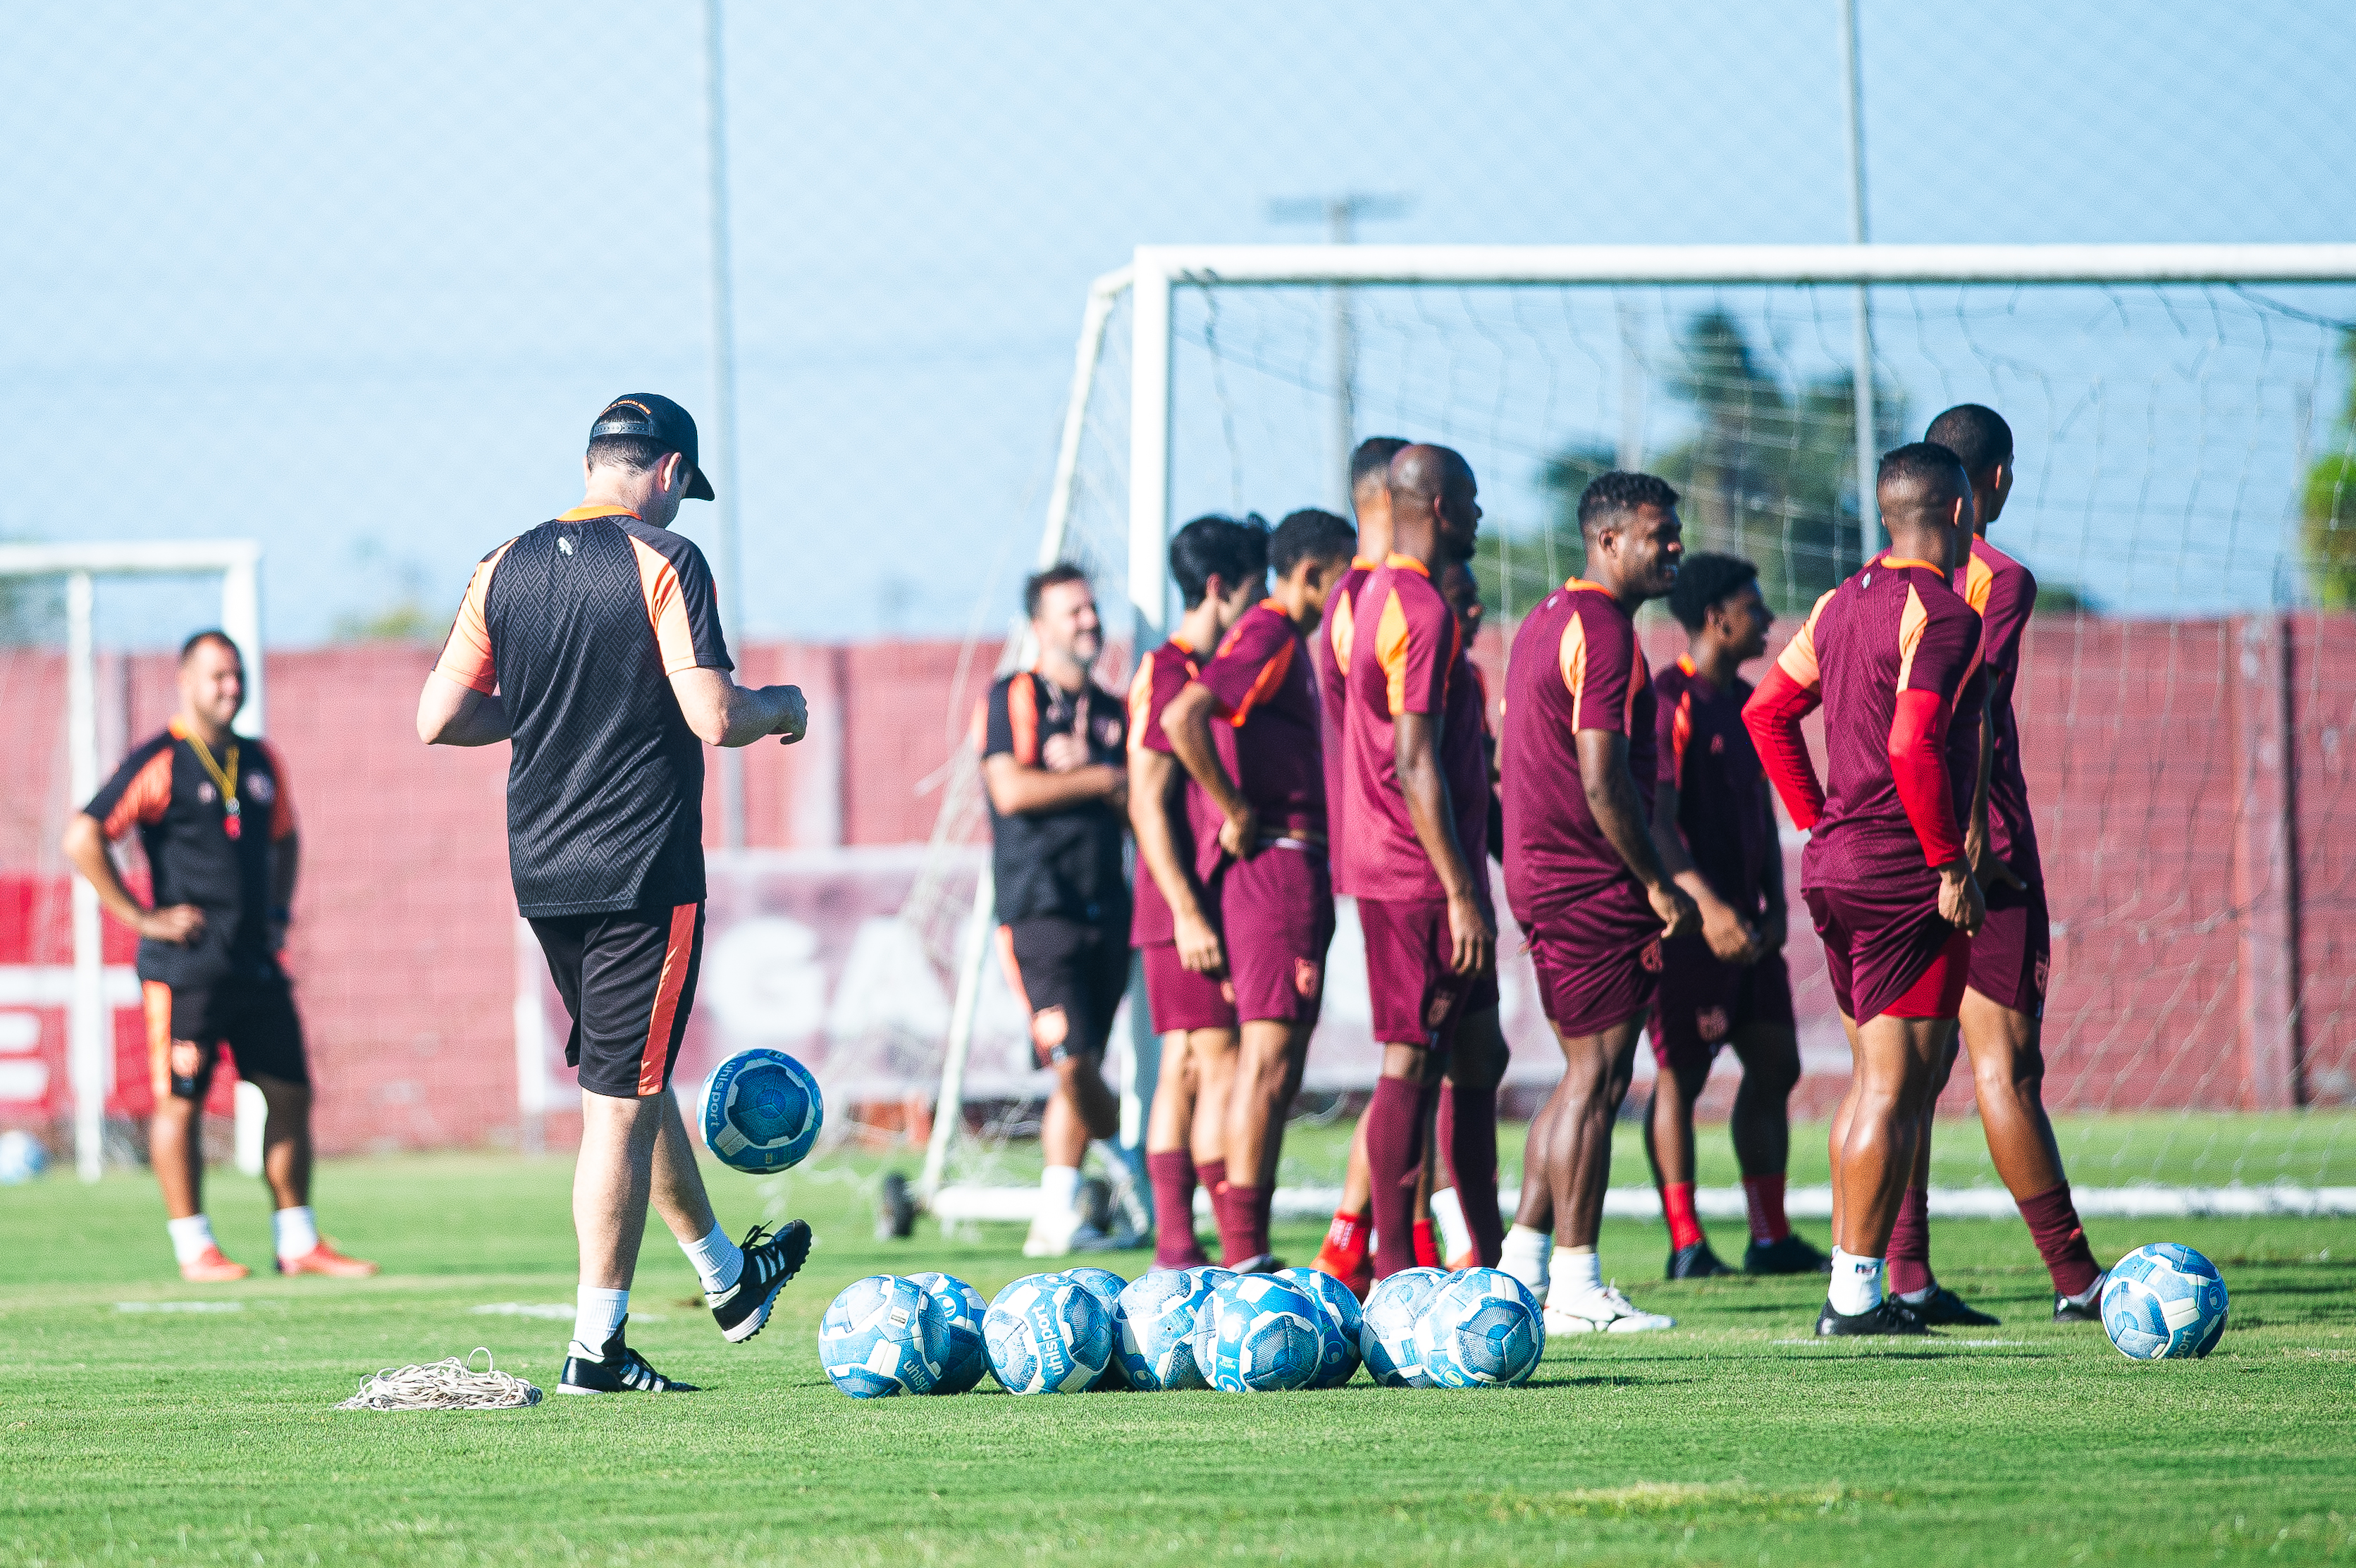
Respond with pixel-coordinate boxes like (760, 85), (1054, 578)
(335, 1347), (542, 1410)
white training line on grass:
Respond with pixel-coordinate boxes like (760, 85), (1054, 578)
(472, 1304), (667, 1323)
(115, 1301), (243, 1313)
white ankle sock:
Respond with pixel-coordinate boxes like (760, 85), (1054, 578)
(166, 1214), (216, 1266)
(1040, 1165), (1081, 1219)
(569, 1286), (629, 1359)
(1896, 1285), (1937, 1306)
(271, 1205), (319, 1261)
(1829, 1249), (1885, 1315)
(1431, 1188), (1472, 1261)
(681, 1221), (744, 1293)
(1500, 1224), (1551, 1291)
(1550, 1245), (1603, 1300)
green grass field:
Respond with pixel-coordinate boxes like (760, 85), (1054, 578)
(5, 1142), (2354, 1566)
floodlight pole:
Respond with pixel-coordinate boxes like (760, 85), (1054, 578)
(703, 0), (747, 851)
(1269, 194), (1411, 506)
(1841, 0), (1880, 564)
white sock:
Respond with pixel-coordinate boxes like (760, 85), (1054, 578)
(1829, 1249), (1885, 1315)
(569, 1286), (629, 1360)
(271, 1204), (319, 1261)
(1897, 1285), (1937, 1305)
(166, 1214), (216, 1266)
(681, 1221), (744, 1293)
(1548, 1245), (1603, 1304)
(1040, 1165), (1082, 1219)
(1500, 1224), (1551, 1291)
(1431, 1188), (1473, 1262)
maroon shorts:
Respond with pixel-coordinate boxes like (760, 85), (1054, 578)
(1211, 845), (1335, 1026)
(1803, 884), (1970, 1023)
(1358, 896), (1474, 1047)
(1968, 875), (2050, 1020)
(1649, 939), (1796, 1075)
(1523, 886), (1663, 1040)
(1139, 942), (1238, 1035)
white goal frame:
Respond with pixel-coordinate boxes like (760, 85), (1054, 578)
(0, 541), (265, 1181)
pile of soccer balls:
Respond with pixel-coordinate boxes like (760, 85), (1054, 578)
(819, 1263), (1544, 1397)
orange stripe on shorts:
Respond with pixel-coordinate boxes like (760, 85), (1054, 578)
(638, 904), (698, 1097)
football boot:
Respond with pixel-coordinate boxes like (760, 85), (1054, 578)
(1743, 1233), (1834, 1275)
(558, 1328), (698, 1394)
(708, 1220), (811, 1344)
(1814, 1296), (1935, 1336)
(1666, 1240), (1733, 1279)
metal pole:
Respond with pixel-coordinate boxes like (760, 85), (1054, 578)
(221, 548), (264, 739)
(703, 0), (747, 850)
(918, 859), (994, 1199)
(66, 572), (103, 1182)
(1331, 201), (1356, 507)
(1841, 0), (1880, 564)
(1128, 256), (1176, 650)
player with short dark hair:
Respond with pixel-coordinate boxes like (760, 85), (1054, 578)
(1164, 507), (1357, 1270)
(982, 564), (1137, 1257)
(1498, 471), (1698, 1333)
(1130, 515), (1266, 1267)
(1880, 403), (2106, 1323)
(64, 632), (375, 1283)
(417, 393), (813, 1393)
(1744, 441), (1987, 1335)
(1641, 553), (1826, 1278)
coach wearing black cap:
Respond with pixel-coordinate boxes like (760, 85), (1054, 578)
(416, 394), (810, 1395)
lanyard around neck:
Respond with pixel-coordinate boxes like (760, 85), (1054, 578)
(185, 730), (240, 820)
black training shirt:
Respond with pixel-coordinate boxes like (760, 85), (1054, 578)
(982, 669), (1129, 925)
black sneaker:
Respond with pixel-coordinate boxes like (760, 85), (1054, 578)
(1231, 1253), (1285, 1275)
(1901, 1285), (2000, 1327)
(1667, 1240), (1733, 1279)
(558, 1327), (699, 1393)
(708, 1220), (812, 1345)
(1815, 1297), (1935, 1337)
(2054, 1271), (2108, 1323)
(1744, 1233), (1834, 1275)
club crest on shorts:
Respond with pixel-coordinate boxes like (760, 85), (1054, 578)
(2034, 956), (2050, 996)
(1425, 994), (1453, 1030)
(1697, 1005), (1730, 1042)
(1641, 937), (1664, 973)
(1294, 958), (1321, 999)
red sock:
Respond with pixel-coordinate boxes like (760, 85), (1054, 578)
(1147, 1151), (1204, 1268)
(1222, 1183), (1269, 1263)
(1210, 1179), (1246, 1265)
(1197, 1158), (1226, 1199)
(1412, 1218), (1439, 1267)
(2018, 1182), (2102, 1298)
(1364, 1075), (1429, 1279)
(1742, 1173), (1791, 1244)
(1663, 1180), (1705, 1252)
(1320, 1207), (1371, 1271)
(1445, 1082), (1503, 1266)
(1886, 1185), (1932, 1297)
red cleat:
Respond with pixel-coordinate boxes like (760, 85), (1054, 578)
(180, 1245), (249, 1283)
(275, 1241), (378, 1278)
(1312, 1245), (1376, 1302)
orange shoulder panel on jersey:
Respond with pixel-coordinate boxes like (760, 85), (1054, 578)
(1556, 612), (1590, 724)
(102, 746), (175, 841)
(1226, 631), (1294, 728)
(258, 741), (297, 839)
(431, 538), (517, 695)
(1374, 589), (1413, 717)
(629, 537), (705, 677)
(1006, 674), (1040, 765)
(1670, 689), (1694, 782)
(1774, 588), (1837, 691)
(1895, 584), (1932, 691)
(1962, 551), (1996, 614)
(1328, 586), (1357, 668)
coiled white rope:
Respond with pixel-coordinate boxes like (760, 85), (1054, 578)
(335, 1347), (543, 1410)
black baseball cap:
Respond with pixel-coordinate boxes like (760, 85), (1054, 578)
(588, 394), (715, 501)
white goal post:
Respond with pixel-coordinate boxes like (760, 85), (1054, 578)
(0, 541), (264, 1182)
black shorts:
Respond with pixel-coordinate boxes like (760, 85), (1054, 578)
(998, 916), (1128, 1066)
(143, 968), (309, 1102)
(531, 901), (705, 1099)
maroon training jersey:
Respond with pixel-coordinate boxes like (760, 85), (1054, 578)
(1500, 579), (1656, 926)
(1653, 655), (1775, 917)
(1315, 557), (1379, 846)
(1338, 555), (1461, 902)
(1443, 653), (1494, 915)
(1188, 600), (1325, 880)
(1126, 636), (1202, 947)
(1962, 536), (2042, 877)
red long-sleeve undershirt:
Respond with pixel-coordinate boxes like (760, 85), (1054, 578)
(1888, 687), (1964, 868)
(1742, 662), (1824, 832)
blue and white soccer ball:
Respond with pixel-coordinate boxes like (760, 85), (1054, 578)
(1276, 1266), (1365, 1388)
(906, 1271), (989, 1394)
(985, 1272), (1114, 1394)
(1062, 1266), (1130, 1389)
(1198, 1274), (1324, 1393)
(819, 1274), (949, 1398)
(1118, 1268), (1214, 1392)
(0, 1130), (46, 1185)
(1414, 1268), (1545, 1388)
(2101, 1243), (2228, 1361)
(697, 1047), (823, 1173)
(1360, 1266), (1448, 1388)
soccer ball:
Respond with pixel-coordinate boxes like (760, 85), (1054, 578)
(0, 1130), (45, 1185)
(1117, 1268), (1214, 1391)
(696, 1047), (823, 1173)
(1197, 1274), (1324, 1393)
(818, 1275), (949, 1398)
(1414, 1268), (1545, 1388)
(985, 1273), (1114, 1394)
(906, 1271), (988, 1395)
(2101, 1243), (2228, 1360)
(1276, 1266), (1364, 1388)
(1360, 1266), (1448, 1388)
(1061, 1266), (1131, 1389)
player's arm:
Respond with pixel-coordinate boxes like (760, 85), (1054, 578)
(1162, 682), (1255, 860)
(1756, 786), (1788, 953)
(669, 669), (809, 748)
(1742, 595), (1831, 832)
(417, 675), (512, 746)
(60, 815), (202, 944)
(1127, 742), (1223, 974)
(1889, 603), (1985, 934)
(1579, 729), (1698, 939)
(1395, 711), (1491, 975)
(982, 753), (1125, 815)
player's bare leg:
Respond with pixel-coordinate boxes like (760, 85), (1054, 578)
(1959, 987), (2106, 1317)
(151, 1087), (246, 1282)
(1503, 1080), (1567, 1296)
(1825, 1011), (1860, 1242)
(1219, 1018), (1309, 1270)
(1437, 1009), (1509, 1268)
(562, 1090), (694, 1390)
(1145, 1029), (1220, 1267)
(1725, 1023), (1825, 1273)
(658, 1087), (810, 1345)
(251, 1072), (375, 1278)
(1538, 1013), (1675, 1333)
(1641, 1058), (1727, 1276)
(1027, 1047), (1123, 1257)
(1820, 1013), (1951, 1334)
(1878, 1037), (1995, 1324)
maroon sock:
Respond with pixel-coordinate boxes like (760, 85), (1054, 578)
(1197, 1159), (1226, 1202)
(1365, 1076), (1429, 1280)
(1223, 1183), (1268, 1263)
(1886, 1185), (1932, 1297)
(1147, 1151), (1203, 1268)
(1252, 1182), (1276, 1259)
(2018, 1182), (2102, 1298)
(1445, 1081), (1504, 1266)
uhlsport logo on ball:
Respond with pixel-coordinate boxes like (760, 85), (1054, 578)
(697, 1047), (823, 1174)
(1199, 1273), (1324, 1393)
(984, 1272), (1112, 1394)
(1118, 1268), (1214, 1391)
(1360, 1266), (1448, 1388)
(906, 1271), (989, 1395)
(1414, 1268), (1545, 1388)
(1061, 1266), (1131, 1389)
(1276, 1266), (1364, 1388)
(819, 1274), (949, 1398)
(2100, 1242), (2228, 1360)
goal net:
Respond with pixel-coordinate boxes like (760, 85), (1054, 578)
(916, 245), (2356, 1223)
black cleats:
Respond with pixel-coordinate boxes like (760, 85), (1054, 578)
(558, 1328), (698, 1394)
(1744, 1233), (1834, 1275)
(1667, 1240), (1733, 1279)
(1815, 1297), (1935, 1337)
(2054, 1271), (2108, 1323)
(1903, 1285), (2001, 1327)
(875, 1172), (917, 1240)
(708, 1220), (811, 1345)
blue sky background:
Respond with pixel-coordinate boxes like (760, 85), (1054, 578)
(5, 1), (2352, 646)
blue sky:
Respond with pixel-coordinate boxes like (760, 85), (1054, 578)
(5, 1), (2352, 645)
